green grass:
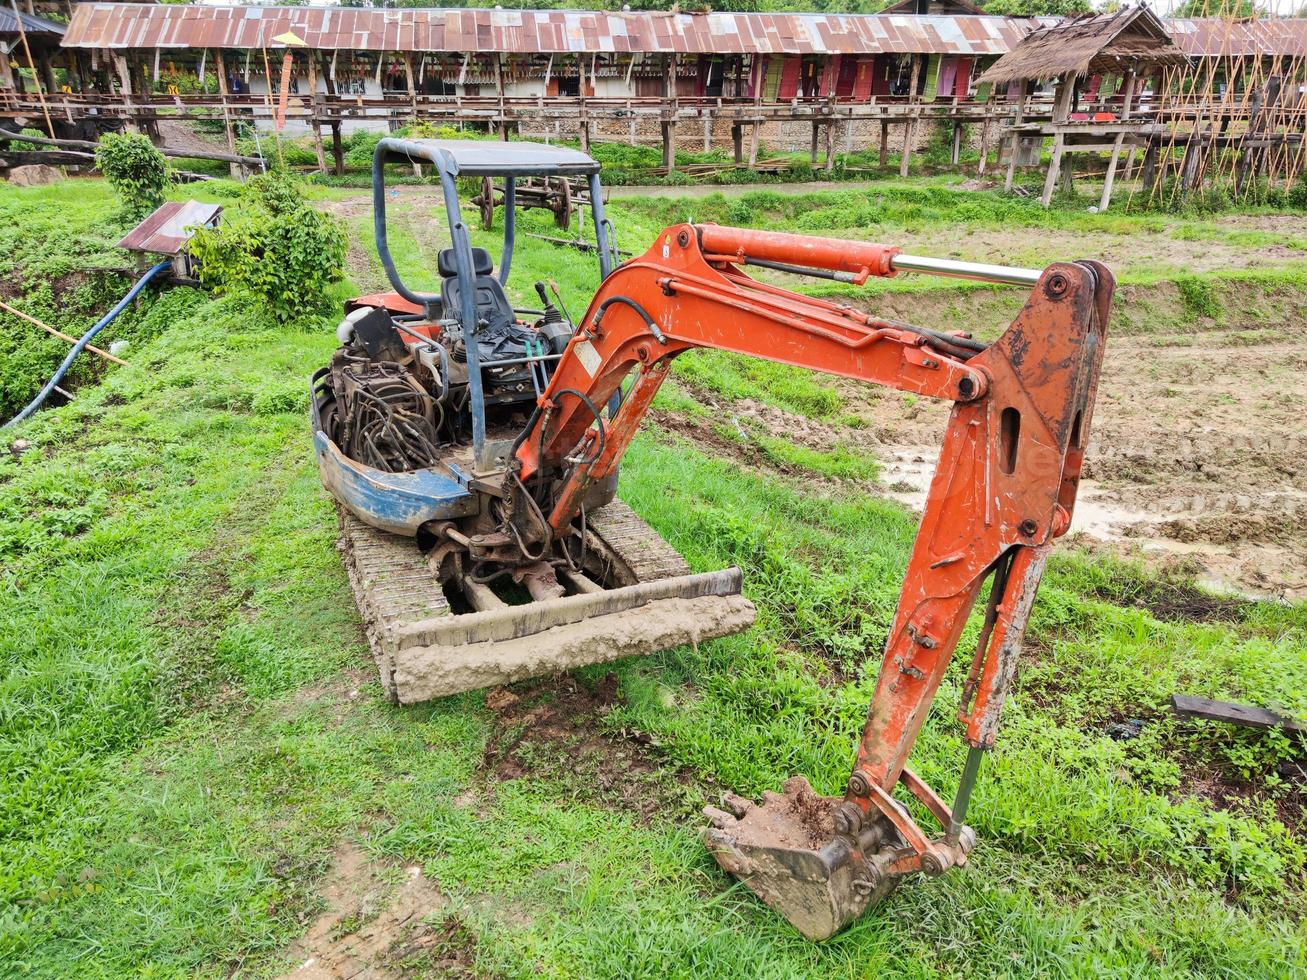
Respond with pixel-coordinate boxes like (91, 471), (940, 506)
(1, 181), (1304, 977)
(751, 433), (880, 482)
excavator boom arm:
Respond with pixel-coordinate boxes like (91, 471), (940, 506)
(512, 224), (1112, 926)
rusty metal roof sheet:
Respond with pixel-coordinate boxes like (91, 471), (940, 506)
(1168, 17), (1307, 59)
(62, 5), (1307, 59)
(117, 200), (221, 256)
(64, 4), (1034, 55)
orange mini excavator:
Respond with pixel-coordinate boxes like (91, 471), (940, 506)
(312, 140), (1112, 939)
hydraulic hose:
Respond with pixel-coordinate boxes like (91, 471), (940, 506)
(4, 260), (171, 429)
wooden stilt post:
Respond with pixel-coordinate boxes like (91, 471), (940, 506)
(36, 49), (55, 99)
(578, 53), (590, 152)
(702, 114), (711, 152)
(1052, 70), (1076, 125)
(731, 122), (743, 164)
(402, 53), (417, 123)
(662, 52), (677, 172)
(214, 49), (244, 178)
(879, 118), (889, 168)
(898, 55), (922, 178)
(977, 111), (992, 176)
(111, 53), (138, 134)
(306, 52), (326, 175)
(320, 52), (343, 177)
(950, 121), (962, 165)
(1004, 80), (1028, 193)
(899, 116), (915, 177)
(824, 118), (834, 171)
(1038, 73), (1077, 206)
(0, 47), (15, 95)
(1041, 131), (1065, 207)
(747, 120), (759, 167)
(1099, 69), (1134, 212)
(495, 53), (507, 140)
(810, 120), (819, 165)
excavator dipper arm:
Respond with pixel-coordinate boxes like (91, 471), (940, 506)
(511, 223), (1113, 939)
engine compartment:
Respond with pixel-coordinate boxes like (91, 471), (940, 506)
(322, 272), (575, 476)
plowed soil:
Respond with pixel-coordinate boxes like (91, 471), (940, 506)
(678, 321), (1307, 600)
(865, 322), (1306, 599)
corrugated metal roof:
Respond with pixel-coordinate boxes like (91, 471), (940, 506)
(1168, 17), (1307, 59)
(0, 8), (65, 38)
(63, 4), (1034, 55)
(117, 200), (221, 256)
(60, 5), (1307, 59)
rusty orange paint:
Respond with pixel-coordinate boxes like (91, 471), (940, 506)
(515, 224), (1112, 859)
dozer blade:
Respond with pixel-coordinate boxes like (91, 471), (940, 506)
(338, 500), (756, 703)
(701, 777), (900, 942)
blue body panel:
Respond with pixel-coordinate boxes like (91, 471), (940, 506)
(312, 429), (479, 537)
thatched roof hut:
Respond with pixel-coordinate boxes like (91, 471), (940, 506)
(975, 5), (1188, 86)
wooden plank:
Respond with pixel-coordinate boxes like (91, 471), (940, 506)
(1170, 694), (1305, 734)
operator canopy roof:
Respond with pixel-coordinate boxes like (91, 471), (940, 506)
(378, 139), (600, 177)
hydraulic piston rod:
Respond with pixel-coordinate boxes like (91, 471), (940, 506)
(695, 226), (1043, 288)
(890, 254), (1043, 287)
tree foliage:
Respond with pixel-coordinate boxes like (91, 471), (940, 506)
(1173, 0), (1260, 16)
(189, 170), (347, 324)
(979, 0), (1091, 15)
(94, 132), (168, 221)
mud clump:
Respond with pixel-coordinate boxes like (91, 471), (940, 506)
(724, 776), (838, 851)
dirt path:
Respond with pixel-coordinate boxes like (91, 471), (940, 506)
(319, 189), (450, 296)
(277, 843), (470, 979)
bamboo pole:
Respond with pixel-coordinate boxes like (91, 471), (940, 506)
(0, 299), (129, 367)
(9, 0), (53, 138)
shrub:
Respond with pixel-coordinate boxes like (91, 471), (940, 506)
(189, 171), (346, 323)
(6, 127), (46, 151)
(243, 168), (305, 216)
(724, 199), (755, 226)
(95, 132), (169, 221)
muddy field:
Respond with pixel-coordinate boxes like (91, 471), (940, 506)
(677, 316), (1307, 601)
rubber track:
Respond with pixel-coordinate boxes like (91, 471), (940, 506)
(585, 498), (692, 585)
(338, 509), (451, 698)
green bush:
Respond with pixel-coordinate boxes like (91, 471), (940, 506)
(94, 132), (169, 221)
(5, 127), (46, 151)
(189, 171), (346, 323)
(724, 199), (755, 226)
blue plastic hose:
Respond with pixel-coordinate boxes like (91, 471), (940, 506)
(4, 260), (171, 429)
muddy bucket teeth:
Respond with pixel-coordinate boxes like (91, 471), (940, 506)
(701, 777), (900, 941)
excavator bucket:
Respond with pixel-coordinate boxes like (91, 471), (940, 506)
(340, 499), (756, 704)
(701, 778), (901, 941)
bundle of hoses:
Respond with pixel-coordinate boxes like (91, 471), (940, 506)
(3, 261), (171, 429)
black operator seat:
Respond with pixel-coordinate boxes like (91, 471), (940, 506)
(437, 247), (515, 340)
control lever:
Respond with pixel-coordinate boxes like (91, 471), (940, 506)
(535, 280), (574, 355)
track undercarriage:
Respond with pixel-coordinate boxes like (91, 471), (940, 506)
(336, 498), (754, 704)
